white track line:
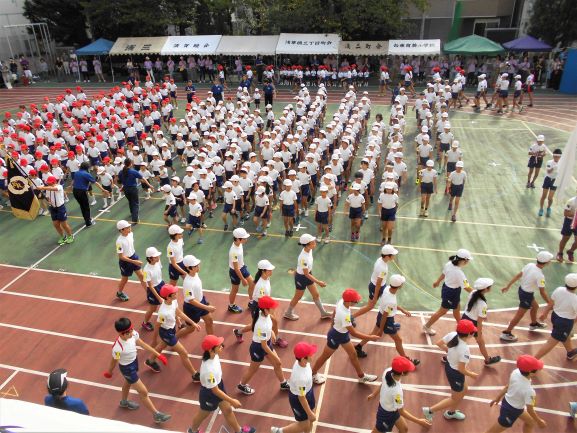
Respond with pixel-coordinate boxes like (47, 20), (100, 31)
(0, 371), (18, 392)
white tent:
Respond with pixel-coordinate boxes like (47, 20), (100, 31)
(388, 39), (441, 56)
(216, 35), (279, 56)
(276, 33), (340, 55)
(339, 40), (389, 56)
(161, 35), (222, 56)
(109, 37), (168, 56)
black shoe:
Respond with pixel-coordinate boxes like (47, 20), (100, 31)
(145, 359), (161, 373)
(355, 344), (367, 358)
(192, 372), (201, 382)
(484, 356), (501, 365)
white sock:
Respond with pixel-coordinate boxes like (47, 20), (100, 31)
(103, 198), (108, 208)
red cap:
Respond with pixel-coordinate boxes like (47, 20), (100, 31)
(456, 319), (477, 334)
(293, 342), (317, 359)
(342, 288), (362, 303)
(40, 164), (49, 171)
(46, 175), (57, 185)
(50, 158), (59, 165)
(517, 355), (544, 373)
(19, 158), (28, 166)
(75, 145), (83, 152)
(103, 156), (111, 163)
(34, 151), (43, 157)
(28, 169), (37, 176)
(201, 334), (225, 352)
(391, 356), (416, 373)
(258, 295), (279, 309)
(68, 151), (75, 158)
(159, 284), (178, 298)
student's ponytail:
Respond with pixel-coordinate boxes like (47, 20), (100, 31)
(251, 308), (263, 332)
(447, 334), (461, 348)
(466, 291), (486, 313)
(385, 369), (397, 387)
(202, 350), (211, 361)
(254, 269), (263, 284)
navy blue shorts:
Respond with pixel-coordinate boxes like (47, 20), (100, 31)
(315, 211), (329, 224)
(514, 90), (521, 98)
(561, 217), (577, 236)
(349, 207), (363, 219)
(119, 358), (139, 384)
(375, 404), (400, 432)
(327, 327), (350, 349)
(250, 339), (273, 362)
(444, 362), (465, 392)
(551, 311), (574, 342)
(295, 272), (314, 290)
(451, 92), (458, 100)
(176, 148), (184, 156)
(254, 206), (266, 218)
(199, 381), (225, 411)
(301, 184), (310, 197)
(169, 262), (185, 281)
(229, 265), (250, 285)
(234, 199), (242, 212)
(165, 205), (177, 217)
(183, 296), (209, 323)
(282, 204), (295, 217)
(223, 203), (233, 213)
(441, 284), (461, 310)
(159, 326), (178, 346)
(518, 287), (534, 310)
(376, 313), (397, 335)
(289, 388), (316, 421)
(542, 176), (556, 190)
(119, 254), (141, 277)
(447, 162), (456, 173)
(421, 181), (434, 195)
(450, 184), (464, 197)
(498, 398), (524, 428)
(368, 282), (385, 300)
(380, 207), (396, 222)
(528, 156), (543, 169)
(49, 205), (67, 222)
(187, 214), (201, 228)
(499, 90), (509, 98)
(164, 159), (173, 168)
(147, 281), (164, 305)
(440, 142), (450, 152)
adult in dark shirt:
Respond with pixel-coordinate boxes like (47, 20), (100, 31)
(211, 79), (224, 103)
(118, 159), (152, 224)
(45, 368), (89, 415)
(263, 80), (275, 107)
(72, 162), (108, 227)
(255, 55), (264, 84)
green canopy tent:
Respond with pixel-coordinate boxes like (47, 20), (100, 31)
(443, 34), (505, 55)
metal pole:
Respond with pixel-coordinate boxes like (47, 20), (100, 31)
(3, 26), (14, 59)
(30, 24), (42, 74)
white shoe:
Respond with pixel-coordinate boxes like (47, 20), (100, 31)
(64, 197), (69, 203)
(324, 237), (330, 244)
(500, 332), (518, 342)
(359, 373), (378, 383)
(443, 410), (466, 420)
(422, 324), (436, 336)
(304, 209), (309, 216)
(422, 407), (433, 422)
(271, 428), (282, 433)
(90, 199), (97, 206)
(312, 373), (326, 384)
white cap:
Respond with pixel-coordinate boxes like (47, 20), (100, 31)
(394, 152), (403, 158)
(381, 244), (398, 255)
(233, 227), (250, 239)
(97, 166), (105, 174)
(299, 233), (316, 244)
(181, 255), (200, 267)
(288, 169), (297, 176)
(384, 181), (397, 190)
(146, 246), (162, 258)
(223, 181), (233, 188)
(171, 176), (180, 182)
(426, 160), (434, 167)
(186, 166), (194, 172)
(502, 73), (509, 78)
(161, 184), (172, 193)
(421, 126), (428, 133)
(257, 259), (275, 271)
(537, 134), (545, 141)
(456, 161), (464, 168)
(473, 277), (494, 291)
(351, 183), (361, 191)
(536, 250), (554, 263)
(389, 274), (406, 288)
(256, 186), (266, 194)
(565, 273), (577, 288)
(298, 161), (307, 169)
(168, 224), (184, 235)
(283, 179), (292, 186)
(319, 185), (329, 192)
(188, 192), (197, 200)
(116, 220), (131, 230)
(456, 248), (473, 260)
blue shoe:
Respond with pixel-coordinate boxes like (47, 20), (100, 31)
(538, 208), (544, 217)
(255, 225), (262, 233)
(570, 402), (577, 419)
(546, 207), (552, 217)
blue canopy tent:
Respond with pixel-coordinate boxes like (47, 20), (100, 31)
(75, 38), (115, 81)
(502, 35), (552, 52)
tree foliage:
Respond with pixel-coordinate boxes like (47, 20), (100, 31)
(527, 0), (577, 48)
(23, 0), (89, 46)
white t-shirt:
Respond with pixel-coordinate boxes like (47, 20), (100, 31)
(379, 369), (404, 411)
(333, 299), (352, 333)
(378, 192), (398, 210)
(289, 360), (313, 396)
(111, 330), (140, 366)
(46, 184), (65, 207)
(200, 355), (223, 390)
(520, 263), (545, 293)
(116, 233), (135, 257)
(504, 369), (536, 410)
(378, 286), (397, 316)
(419, 168), (437, 183)
(183, 273), (203, 303)
(346, 193), (365, 208)
(315, 196), (332, 212)
(143, 262), (163, 287)
(464, 292), (487, 321)
(370, 258), (388, 286)
(551, 286), (577, 320)
(443, 262), (469, 290)
(443, 331), (470, 370)
(296, 248), (313, 275)
(229, 243), (244, 269)
(449, 170), (467, 185)
(280, 189), (298, 205)
(252, 314), (273, 343)
(157, 300), (178, 330)
(252, 277), (271, 301)
(167, 239), (184, 263)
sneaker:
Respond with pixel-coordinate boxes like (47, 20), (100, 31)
(240, 427), (256, 433)
(90, 199), (97, 206)
(312, 373), (326, 384)
(484, 356), (501, 365)
(271, 427), (283, 433)
(280, 381), (290, 391)
(451, 215), (456, 222)
(142, 321), (154, 331)
(567, 349), (577, 360)
(224, 224), (229, 231)
(304, 209), (309, 216)
(500, 331), (518, 342)
(546, 207), (552, 217)
(237, 383), (255, 395)
(153, 411), (171, 424)
(180, 218), (186, 223)
(324, 237), (330, 244)
(422, 324), (436, 336)
(557, 252), (564, 263)
(538, 208), (544, 216)
(423, 210), (428, 217)
(119, 399), (140, 410)
(569, 402), (577, 419)
(64, 235), (74, 244)
(444, 410), (466, 420)
(57, 236), (67, 245)
(422, 407), (433, 422)
(526, 182), (531, 188)
(529, 322), (547, 331)
(355, 344), (367, 358)
(116, 291), (130, 302)
(411, 358), (421, 366)
(228, 304), (243, 313)
(568, 250), (575, 263)
(145, 359), (161, 372)
(192, 372), (201, 382)
(530, 182), (535, 189)
(284, 312), (300, 321)
(197, 238), (204, 244)
(233, 328), (244, 343)
(320, 311), (333, 320)
(358, 373), (378, 383)
(274, 336), (289, 348)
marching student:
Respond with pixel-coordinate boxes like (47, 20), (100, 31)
(253, 185), (270, 237)
(367, 357), (432, 433)
(180, 254), (216, 336)
(115, 220), (147, 302)
(271, 342), (318, 433)
(473, 73), (489, 111)
(512, 75), (524, 113)
(228, 227), (254, 314)
(538, 148), (561, 217)
(500, 251), (554, 342)
(462, 278), (502, 365)
(496, 73), (510, 115)
(166, 224), (186, 285)
(280, 178), (299, 237)
(161, 184), (178, 226)
(534, 273), (577, 360)
(527, 135), (547, 189)
(556, 190), (577, 263)
(355, 274), (420, 367)
(34, 175), (74, 245)
(422, 320), (479, 422)
(344, 183), (366, 241)
(222, 180), (238, 231)
(418, 160), (437, 218)
(103, 317), (171, 424)
(378, 182), (399, 245)
(447, 161), (467, 222)
(144, 284), (201, 380)
(141, 246), (165, 333)
(423, 249), (473, 336)
(187, 335), (256, 433)
(184, 192), (204, 244)
(484, 355), (546, 433)
(237, 296), (290, 395)
(315, 184), (332, 243)
(310, 288), (380, 384)
(284, 233), (332, 321)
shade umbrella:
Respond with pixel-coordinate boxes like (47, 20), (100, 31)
(444, 34), (505, 55)
(503, 35), (552, 52)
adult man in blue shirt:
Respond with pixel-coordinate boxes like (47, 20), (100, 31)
(263, 79), (275, 107)
(72, 162), (108, 227)
(118, 159), (153, 224)
(45, 368), (89, 415)
(211, 79), (224, 103)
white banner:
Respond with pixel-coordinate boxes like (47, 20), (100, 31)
(109, 37), (168, 56)
(388, 39), (441, 56)
(161, 35), (222, 56)
(276, 33), (340, 55)
(339, 41), (389, 56)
